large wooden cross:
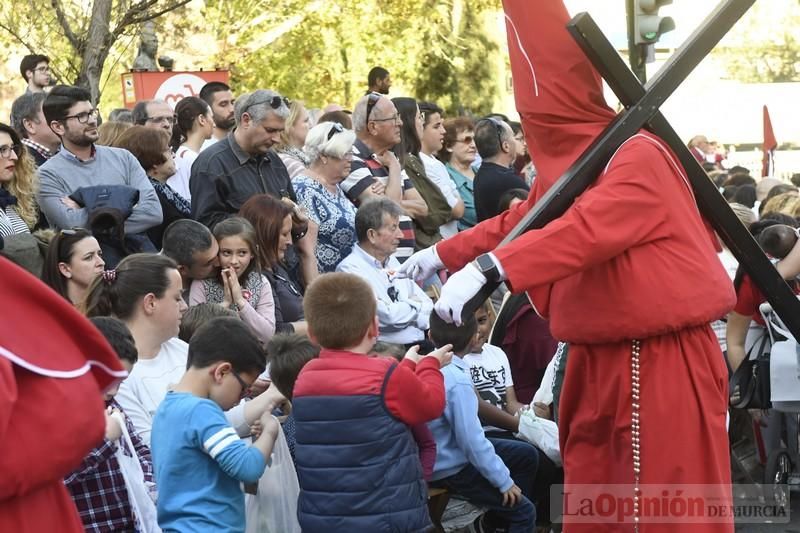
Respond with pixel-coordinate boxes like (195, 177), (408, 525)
(468, 0), (800, 341)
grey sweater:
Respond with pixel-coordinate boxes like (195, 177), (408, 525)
(38, 145), (162, 233)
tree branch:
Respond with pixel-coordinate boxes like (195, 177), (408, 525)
(50, 0), (81, 50)
(111, 0), (190, 39)
(125, 0), (191, 26)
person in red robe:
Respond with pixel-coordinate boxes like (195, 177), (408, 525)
(0, 256), (126, 532)
(400, 2), (735, 531)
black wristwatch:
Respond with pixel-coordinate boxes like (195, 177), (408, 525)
(473, 253), (501, 283)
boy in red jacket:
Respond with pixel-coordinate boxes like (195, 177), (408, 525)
(293, 273), (451, 533)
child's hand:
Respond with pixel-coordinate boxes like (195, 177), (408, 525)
(249, 378), (270, 397)
(423, 343), (453, 368)
(227, 269), (246, 308)
(259, 412), (280, 440)
(404, 345), (422, 363)
(263, 383), (287, 405)
(500, 483), (522, 507)
(533, 402), (551, 420)
(105, 410), (122, 441)
(250, 419), (263, 439)
(221, 269), (233, 308)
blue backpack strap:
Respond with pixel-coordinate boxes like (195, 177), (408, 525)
(380, 362), (399, 396)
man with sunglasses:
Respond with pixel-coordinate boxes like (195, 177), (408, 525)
(472, 117), (527, 223)
(190, 89), (297, 229)
(37, 85), (162, 239)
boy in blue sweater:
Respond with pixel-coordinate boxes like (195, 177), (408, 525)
(151, 317), (285, 532)
(428, 311), (537, 532)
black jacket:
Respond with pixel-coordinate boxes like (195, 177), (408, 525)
(189, 134), (296, 229)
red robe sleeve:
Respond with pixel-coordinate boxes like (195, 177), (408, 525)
(493, 139), (670, 293)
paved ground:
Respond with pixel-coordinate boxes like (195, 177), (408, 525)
(735, 490), (800, 533)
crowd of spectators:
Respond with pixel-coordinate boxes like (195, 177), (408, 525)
(3, 54), (799, 532)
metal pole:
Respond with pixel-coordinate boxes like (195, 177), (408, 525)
(626, 0), (647, 83)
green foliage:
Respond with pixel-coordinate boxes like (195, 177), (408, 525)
(714, 0), (800, 83)
(201, 0), (502, 114)
(1, 0), (502, 115)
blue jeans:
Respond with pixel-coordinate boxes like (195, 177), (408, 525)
(432, 438), (537, 532)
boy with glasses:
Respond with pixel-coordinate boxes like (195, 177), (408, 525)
(19, 54), (51, 94)
(151, 317), (284, 532)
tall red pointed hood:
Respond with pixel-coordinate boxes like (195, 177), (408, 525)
(503, 0), (617, 201)
(0, 256), (126, 391)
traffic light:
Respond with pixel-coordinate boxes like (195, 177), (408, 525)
(633, 0), (676, 45)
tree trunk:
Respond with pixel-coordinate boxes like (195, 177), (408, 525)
(75, 0), (113, 103)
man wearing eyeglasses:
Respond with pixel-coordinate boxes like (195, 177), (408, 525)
(342, 92), (428, 264)
(19, 54), (51, 94)
(132, 99), (175, 137)
(472, 118), (527, 223)
(337, 198), (433, 351)
(190, 89), (297, 229)
(36, 85), (162, 240)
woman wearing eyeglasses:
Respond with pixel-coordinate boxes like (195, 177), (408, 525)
(291, 122), (358, 273)
(276, 100), (312, 179)
(0, 123), (39, 238)
(438, 117), (478, 231)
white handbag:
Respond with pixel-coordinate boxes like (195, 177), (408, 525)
(515, 408), (562, 466)
(111, 411), (161, 533)
(245, 422), (301, 533)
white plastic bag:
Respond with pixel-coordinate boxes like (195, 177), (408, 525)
(111, 411), (161, 533)
(245, 423), (301, 533)
(515, 409), (562, 466)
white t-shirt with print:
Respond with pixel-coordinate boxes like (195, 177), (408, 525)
(462, 343), (514, 432)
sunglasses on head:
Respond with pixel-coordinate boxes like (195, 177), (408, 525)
(243, 95), (291, 114)
(366, 92), (382, 122)
(326, 122), (344, 141)
(484, 118), (506, 145)
(60, 227), (88, 236)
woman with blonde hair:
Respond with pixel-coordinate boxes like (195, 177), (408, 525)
(761, 192), (800, 218)
(0, 123), (38, 236)
(276, 100), (311, 179)
(97, 121), (132, 147)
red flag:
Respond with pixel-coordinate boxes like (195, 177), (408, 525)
(762, 105), (777, 177)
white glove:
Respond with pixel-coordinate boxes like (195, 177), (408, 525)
(398, 245), (444, 282)
(434, 262), (487, 326)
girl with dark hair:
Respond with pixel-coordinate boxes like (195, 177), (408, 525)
(391, 97), (452, 250)
(731, 184), (756, 209)
(116, 126), (188, 249)
(189, 216), (276, 345)
(167, 96), (213, 202)
(0, 122), (39, 236)
(42, 228), (104, 305)
(83, 252), (188, 445)
(239, 195), (307, 335)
